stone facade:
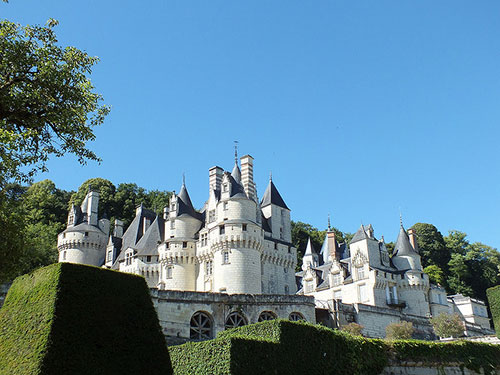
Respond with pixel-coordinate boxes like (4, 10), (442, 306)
(297, 223), (493, 338)
(57, 153), (311, 342)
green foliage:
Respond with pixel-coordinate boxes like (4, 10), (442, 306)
(430, 313), (464, 338)
(173, 319), (388, 375)
(0, 19), (109, 185)
(0, 263), (172, 375)
(387, 340), (500, 375)
(70, 177), (116, 219)
(423, 264), (445, 286)
(487, 285), (500, 339)
(341, 322), (364, 336)
(385, 321), (414, 340)
(410, 223), (450, 277)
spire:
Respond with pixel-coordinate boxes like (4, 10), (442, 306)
(178, 183), (194, 209)
(305, 237), (314, 256)
(234, 140), (238, 164)
(393, 225), (417, 257)
(260, 179), (289, 209)
(320, 234), (330, 264)
(350, 224), (369, 244)
(182, 173), (186, 186)
(231, 162), (241, 183)
(327, 214), (331, 231)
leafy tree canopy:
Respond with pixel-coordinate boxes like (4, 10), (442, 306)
(0, 19), (109, 185)
(410, 223), (450, 273)
(430, 313), (464, 338)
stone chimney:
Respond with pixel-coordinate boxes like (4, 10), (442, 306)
(114, 219), (124, 238)
(408, 228), (418, 251)
(240, 155), (255, 200)
(327, 230), (337, 261)
(209, 166), (223, 192)
(87, 190), (99, 226)
(143, 217), (151, 235)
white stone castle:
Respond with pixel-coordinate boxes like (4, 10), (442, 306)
(56, 153), (492, 340)
(297, 223), (492, 338)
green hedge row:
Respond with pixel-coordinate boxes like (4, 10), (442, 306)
(0, 263), (172, 375)
(487, 285), (500, 339)
(171, 319), (500, 375)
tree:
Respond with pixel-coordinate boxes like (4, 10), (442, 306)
(410, 223), (450, 274)
(0, 19), (109, 185)
(385, 321), (414, 340)
(430, 313), (464, 338)
(70, 178), (116, 220)
(424, 264), (445, 286)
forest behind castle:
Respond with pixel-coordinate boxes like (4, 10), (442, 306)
(1, 177), (499, 310)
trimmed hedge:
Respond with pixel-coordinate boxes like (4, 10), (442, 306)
(171, 319), (500, 375)
(171, 319), (387, 375)
(487, 285), (500, 338)
(0, 263), (172, 375)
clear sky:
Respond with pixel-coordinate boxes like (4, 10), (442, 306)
(3, 1), (500, 250)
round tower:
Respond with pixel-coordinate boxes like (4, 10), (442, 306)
(210, 164), (263, 294)
(158, 182), (202, 291)
(57, 190), (109, 266)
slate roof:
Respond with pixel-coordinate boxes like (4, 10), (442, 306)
(177, 184), (203, 220)
(350, 225), (369, 244)
(393, 226), (418, 257)
(63, 222), (104, 234)
(136, 216), (165, 256)
(260, 180), (289, 210)
(228, 175), (246, 198)
(231, 163), (241, 184)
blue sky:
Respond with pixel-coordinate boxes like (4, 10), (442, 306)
(3, 1), (500, 249)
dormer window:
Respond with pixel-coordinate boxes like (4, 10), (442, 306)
(171, 202), (176, 211)
(223, 183), (228, 192)
(126, 252), (133, 266)
(355, 266), (365, 280)
(223, 202), (228, 211)
(208, 210), (216, 223)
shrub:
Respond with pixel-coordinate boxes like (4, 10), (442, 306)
(0, 263), (172, 375)
(487, 285), (500, 338)
(385, 321), (414, 340)
(430, 313), (464, 338)
(341, 322), (364, 336)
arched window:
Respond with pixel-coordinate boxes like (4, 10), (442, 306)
(258, 311), (277, 322)
(288, 312), (305, 321)
(225, 311), (247, 330)
(190, 311), (213, 340)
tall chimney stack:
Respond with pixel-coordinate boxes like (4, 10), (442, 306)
(240, 155), (255, 200)
(209, 166), (223, 192)
(408, 228), (418, 252)
(87, 190), (99, 226)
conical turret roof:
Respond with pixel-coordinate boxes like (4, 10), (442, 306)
(231, 162), (241, 184)
(393, 225), (418, 257)
(320, 234), (330, 264)
(177, 183), (201, 220)
(261, 179), (289, 209)
(305, 237), (314, 256)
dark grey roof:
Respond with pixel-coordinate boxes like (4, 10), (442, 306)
(393, 226), (418, 257)
(231, 163), (241, 184)
(113, 205), (157, 265)
(136, 216), (164, 256)
(228, 175), (246, 198)
(63, 222), (104, 234)
(177, 184), (202, 220)
(260, 180), (289, 209)
(350, 225), (368, 244)
(261, 215), (272, 233)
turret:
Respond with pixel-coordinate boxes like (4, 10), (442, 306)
(159, 180), (201, 291)
(392, 225), (423, 271)
(260, 177), (291, 243)
(57, 189), (109, 267)
(302, 238), (319, 271)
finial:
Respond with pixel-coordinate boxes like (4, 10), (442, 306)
(327, 213), (331, 231)
(234, 140), (239, 164)
(400, 211), (403, 227)
(269, 171), (272, 181)
(182, 173), (186, 186)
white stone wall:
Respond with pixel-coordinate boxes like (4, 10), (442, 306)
(57, 229), (107, 266)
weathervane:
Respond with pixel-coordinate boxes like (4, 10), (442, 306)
(234, 140), (239, 163)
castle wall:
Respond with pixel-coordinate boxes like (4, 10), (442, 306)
(151, 289), (316, 342)
(57, 229), (107, 267)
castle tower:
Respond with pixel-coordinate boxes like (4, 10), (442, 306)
(158, 181), (201, 291)
(302, 237), (319, 271)
(260, 177), (291, 243)
(57, 189), (110, 267)
(210, 159), (264, 294)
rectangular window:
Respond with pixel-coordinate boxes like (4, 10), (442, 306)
(223, 202), (228, 210)
(279, 227), (284, 240)
(166, 242), (169, 249)
(284, 267), (288, 273)
(281, 209), (285, 224)
(205, 260), (213, 275)
(201, 233), (208, 247)
(166, 266), (173, 279)
(223, 183), (228, 192)
(126, 252), (133, 266)
(222, 251), (229, 264)
(208, 210), (216, 223)
(242, 224), (247, 231)
(146, 255), (151, 262)
(107, 251), (113, 262)
(355, 266), (365, 280)
(274, 242), (278, 250)
(85, 232), (89, 237)
(359, 284), (369, 303)
(220, 225), (225, 235)
(63, 251), (67, 260)
(332, 273), (342, 286)
(183, 242), (187, 248)
(170, 220), (175, 229)
(288, 246), (291, 253)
